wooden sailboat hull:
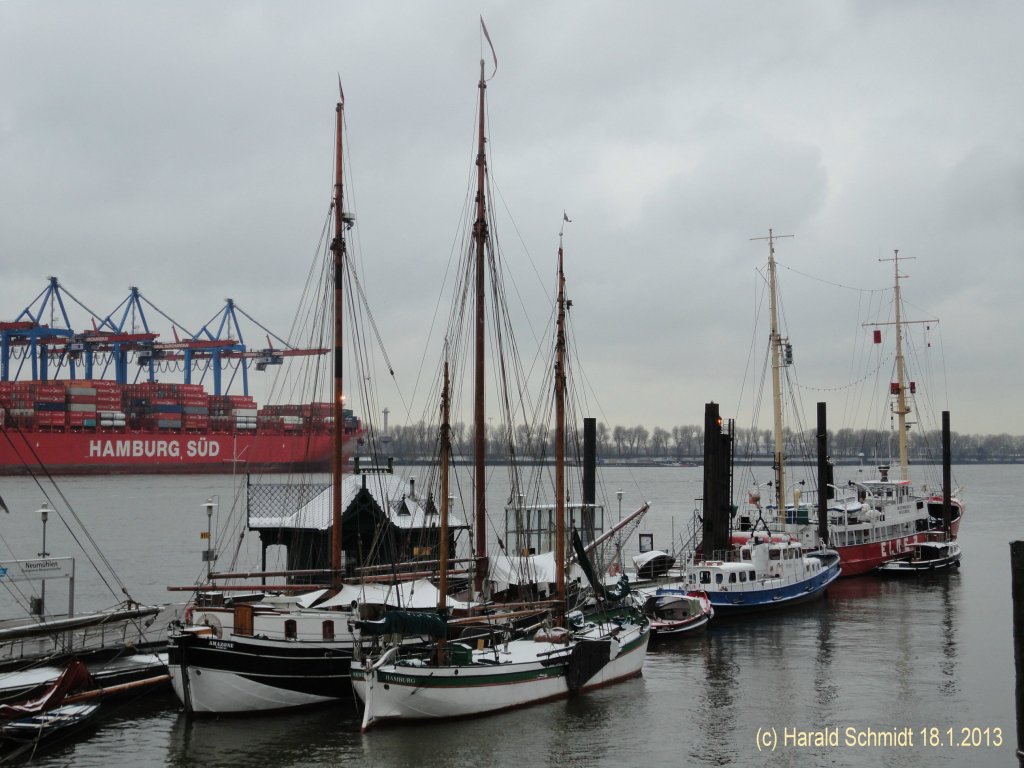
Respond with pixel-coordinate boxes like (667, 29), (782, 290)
(167, 631), (354, 714)
(0, 702), (100, 743)
(352, 622), (650, 731)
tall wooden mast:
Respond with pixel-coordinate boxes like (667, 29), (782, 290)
(472, 58), (489, 592)
(439, 358), (451, 607)
(437, 357), (451, 662)
(888, 250), (912, 483)
(554, 234), (567, 609)
(752, 229), (793, 516)
(330, 84), (350, 590)
(864, 251), (935, 483)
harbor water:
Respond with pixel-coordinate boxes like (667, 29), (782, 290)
(0, 463), (1020, 767)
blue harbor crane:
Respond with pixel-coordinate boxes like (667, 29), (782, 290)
(1, 279), (326, 396)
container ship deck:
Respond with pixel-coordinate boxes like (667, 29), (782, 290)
(0, 379), (361, 475)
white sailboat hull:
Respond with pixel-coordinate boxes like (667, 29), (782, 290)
(352, 622), (650, 730)
(166, 626), (356, 714)
(169, 663), (340, 714)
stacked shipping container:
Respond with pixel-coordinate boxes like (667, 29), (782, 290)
(0, 381), (354, 437)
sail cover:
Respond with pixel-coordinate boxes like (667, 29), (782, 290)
(0, 659), (91, 719)
(488, 550), (559, 590)
(353, 610), (447, 638)
(317, 578), (474, 611)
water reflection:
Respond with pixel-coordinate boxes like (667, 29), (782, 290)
(938, 575), (959, 698)
(165, 702), (362, 768)
(813, 609), (838, 712)
(8, 464), (1007, 767)
(694, 630), (740, 766)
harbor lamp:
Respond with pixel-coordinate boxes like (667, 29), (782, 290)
(35, 502), (51, 616)
(202, 497), (217, 579)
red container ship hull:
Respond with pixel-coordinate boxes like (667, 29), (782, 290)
(0, 430), (363, 476)
(0, 380), (361, 475)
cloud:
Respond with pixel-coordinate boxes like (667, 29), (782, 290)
(1, 1), (1022, 436)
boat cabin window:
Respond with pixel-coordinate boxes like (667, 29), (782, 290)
(749, 571), (756, 580)
(699, 570), (712, 584)
(741, 549), (752, 561)
(728, 573), (737, 583)
(715, 573), (724, 584)
(739, 571), (747, 582)
(284, 619), (297, 640)
(322, 620), (335, 640)
(769, 549), (781, 561)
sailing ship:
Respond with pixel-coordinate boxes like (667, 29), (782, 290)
(737, 243), (963, 575)
(353, 230), (649, 730)
(166, 86), (456, 715)
(352, 51), (649, 726)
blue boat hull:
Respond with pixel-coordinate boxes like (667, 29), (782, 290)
(704, 557), (841, 616)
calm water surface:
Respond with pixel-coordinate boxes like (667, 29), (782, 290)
(0, 464), (1020, 767)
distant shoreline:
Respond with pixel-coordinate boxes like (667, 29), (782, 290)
(389, 457), (1023, 468)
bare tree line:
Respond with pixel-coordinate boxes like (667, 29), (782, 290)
(374, 421), (1024, 463)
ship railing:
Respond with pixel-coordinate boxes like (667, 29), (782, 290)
(696, 548), (745, 565)
(673, 509), (703, 566)
(0, 605), (169, 667)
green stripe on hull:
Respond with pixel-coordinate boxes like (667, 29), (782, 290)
(353, 633), (647, 691)
(376, 664), (565, 688)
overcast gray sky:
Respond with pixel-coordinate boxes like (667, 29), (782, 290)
(2, 1), (1022, 438)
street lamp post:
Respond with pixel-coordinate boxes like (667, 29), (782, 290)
(36, 502), (50, 616)
(617, 489), (623, 523)
(203, 498), (217, 580)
